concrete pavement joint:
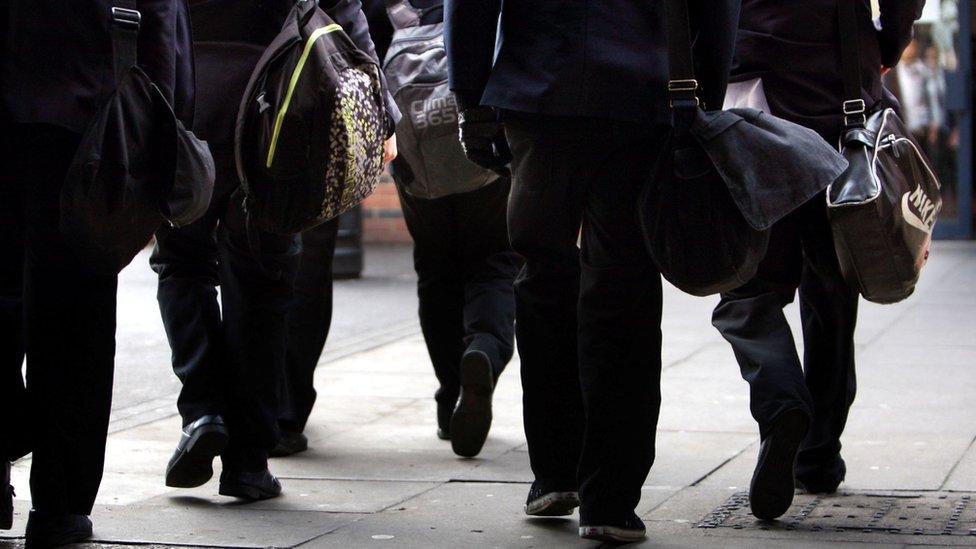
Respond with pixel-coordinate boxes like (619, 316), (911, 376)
(689, 439), (759, 488)
(940, 434), (976, 491)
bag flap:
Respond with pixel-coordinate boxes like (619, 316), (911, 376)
(689, 108), (849, 231)
(841, 127), (876, 148)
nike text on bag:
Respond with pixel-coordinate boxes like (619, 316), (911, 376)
(236, 0), (388, 235)
(381, 0), (496, 198)
(640, 0), (849, 297)
(61, 1), (215, 275)
(827, 0), (942, 304)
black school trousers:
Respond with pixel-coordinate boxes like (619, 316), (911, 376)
(503, 112), (669, 523)
(396, 177), (519, 425)
(0, 123), (118, 515)
(711, 193), (858, 485)
(278, 217), (339, 433)
(150, 141), (301, 471)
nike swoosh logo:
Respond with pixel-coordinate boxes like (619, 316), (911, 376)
(901, 192), (933, 234)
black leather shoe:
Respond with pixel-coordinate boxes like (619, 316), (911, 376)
(219, 468), (282, 500)
(524, 481), (580, 517)
(436, 397), (454, 441)
(165, 415), (229, 488)
(270, 429), (308, 458)
(450, 350), (494, 458)
(24, 511), (92, 548)
(750, 409), (810, 520)
(579, 513), (647, 543)
(797, 454), (846, 495)
(1, 461), (13, 530)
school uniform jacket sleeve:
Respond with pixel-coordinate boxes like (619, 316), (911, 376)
(877, 0), (926, 68)
(443, 0), (501, 109)
(689, 0), (740, 111)
(138, 0), (195, 125)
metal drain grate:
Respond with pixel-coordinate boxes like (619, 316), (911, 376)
(697, 492), (976, 537)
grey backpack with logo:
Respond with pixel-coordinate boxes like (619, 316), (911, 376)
(382, 0), (496, 199)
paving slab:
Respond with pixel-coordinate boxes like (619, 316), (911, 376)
(297, 482), (598, 548)
(265, 441), (483, 483)
(840, 435), (974, 491)
(1, 504), (364, 548)
(302, 395), (420, 427)
(646, 430), (756, 489)
(453, 448), (534, 483)
(658, 355), (757, 434)
(144, 479), (438, 514)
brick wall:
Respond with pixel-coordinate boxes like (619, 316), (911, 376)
(362, 170), (412, 244)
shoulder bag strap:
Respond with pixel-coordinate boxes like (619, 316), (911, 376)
(110, 0), (140, 86)
(664, 0), (700, 130)
(385, 0), (425, 30)
(837, 0), (867, 128)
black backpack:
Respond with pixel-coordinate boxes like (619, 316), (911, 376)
(236, 0), (388, 234)
(382, 0), (497, 198)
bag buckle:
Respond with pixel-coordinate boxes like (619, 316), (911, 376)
(843, 99), (866, 127)
(111, 7), (141, 31)
(668, 79), (700, 108)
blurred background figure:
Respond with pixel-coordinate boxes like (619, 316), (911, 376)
(885, 0), (964, 221)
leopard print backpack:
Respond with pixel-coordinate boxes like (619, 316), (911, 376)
(235, 0), (388, 234)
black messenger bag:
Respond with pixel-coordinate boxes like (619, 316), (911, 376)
(61, 0), (214, 275)
(639, 0), (849, 296)
(236, 0), (388, 234)
(827, 0), (942, 304)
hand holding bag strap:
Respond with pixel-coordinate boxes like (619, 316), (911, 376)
(385, 0), (424, 30)
(664, 0), (700, 131)
(837, 0), (867, 128)
(110, 0), (140, 86)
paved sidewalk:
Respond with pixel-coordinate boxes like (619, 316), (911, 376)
(2, 242), (975, 548)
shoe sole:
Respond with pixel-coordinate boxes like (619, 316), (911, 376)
(450, 352), (494, 458)
(524, 492), (580, 517)
(750, 411), (808, 520)
(25, 524), (93, 548)
(165, 425), (229, 488)
(579, 525), (646, 543)
(218, 482), (281, 501)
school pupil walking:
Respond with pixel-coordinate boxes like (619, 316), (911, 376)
(445, 0), (738, 541)
(269, 0), (401, 458)
(154, 0), (395, 497)
(711, 0), (925, 520)
(0, 1), (194, 546)
(365, 0), (519, 458)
